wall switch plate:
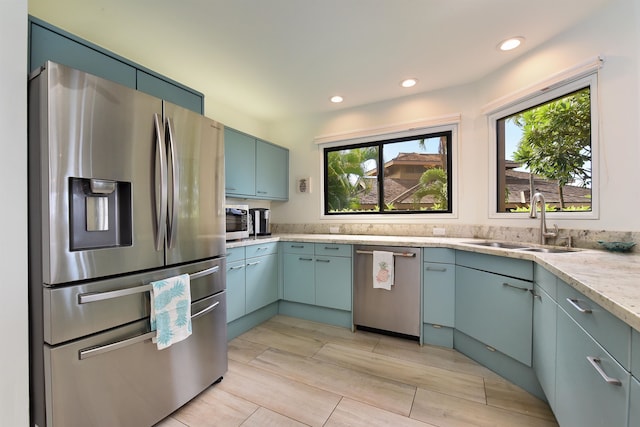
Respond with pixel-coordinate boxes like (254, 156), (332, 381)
(296, 177), (311, 193)
(433, 227), (446, 236)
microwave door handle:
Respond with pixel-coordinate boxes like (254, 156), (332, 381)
(165, 117), (178, 249)
(153, 113), (167, 251)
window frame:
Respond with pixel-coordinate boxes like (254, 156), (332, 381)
(487, 72), (599, 220)
(320, 124), (458, 218)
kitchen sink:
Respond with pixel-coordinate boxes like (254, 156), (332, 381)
(464, 240), (576, 253)
(518, 247), (576, 254)
(464, 241), (531, 250)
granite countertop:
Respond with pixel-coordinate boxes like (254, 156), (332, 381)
(227, 233), (640, 332)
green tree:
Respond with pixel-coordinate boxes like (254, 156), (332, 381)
(326, 147), (377, 211)
(512, 88), (591, 208)
(412, 167), (448, 210)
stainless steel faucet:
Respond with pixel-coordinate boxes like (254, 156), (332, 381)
(529, 192), (558, 245)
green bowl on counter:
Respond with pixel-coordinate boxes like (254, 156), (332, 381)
(597, 241), (636, 252)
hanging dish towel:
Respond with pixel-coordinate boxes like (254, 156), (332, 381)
(150, 273), (192, 350)
(373, 251), (394, 291)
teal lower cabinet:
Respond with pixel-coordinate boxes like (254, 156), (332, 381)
(315, 255), (351, 310)
(226, 243), (279, 340)
(283, 252), (315, 305)
(226, 259), (246, 323)
(455, 265), (533, 366)
(245, 244), (279, 313)
(454, 251), (541, 399)
(555, 308), (630, 427)
(532, 283), (557, 410)
(422, 248), (455, 347)
(532, 265), (558, 410)
(281, 242), (352, 328)
(630, 377), (640, 427)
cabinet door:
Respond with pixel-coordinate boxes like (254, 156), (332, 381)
(532, 284), (557, 410)
(256, 140), (289, 200)
(30, 22), (136, 88)
(315, 256), (352, 311)
(245, 253), (278, 313)
(136, 70), (203, 113)
(423, 262), (455, 327)
(555, 309), (629, 427)
(226, 260), (246, 322)
(631, 377), (640, 427)
(283, 253), (315, 305)
(456, 266), (533, 366)
(224, 128), (256, 197)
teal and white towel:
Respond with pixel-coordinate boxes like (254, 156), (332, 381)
(150, 273), (192, 350)
(373, 251), (394, 291)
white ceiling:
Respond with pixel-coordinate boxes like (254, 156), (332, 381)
(29, 0), (613, 122)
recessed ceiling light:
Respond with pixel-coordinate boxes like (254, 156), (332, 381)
(498, 36), (525, 51)
(401, 78), (418, 88)
(330, 95), (344, 103)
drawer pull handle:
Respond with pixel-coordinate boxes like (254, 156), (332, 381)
(502, 282), (529, 292)
(587, 356), (622, 386)
(425, 266), (447, 272)
(291, 245), (305, 248)
(324, 246), (340, 250)
(299, 257), (313, 261)
(356, 250), (416, 257)
(316, 259), (330, 263)
(566, 297), (592, 313)
(229, 265), (245, 271)
(246, 261), (261, 267)
(486, 345), (496, 352)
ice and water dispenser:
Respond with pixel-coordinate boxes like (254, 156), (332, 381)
(69, 177), (133, 250)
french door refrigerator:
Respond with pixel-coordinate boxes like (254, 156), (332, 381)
(28, 61), (227, 427)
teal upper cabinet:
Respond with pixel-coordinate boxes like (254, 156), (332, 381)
(224, 128), (256, 197)
(224, 127), (289, 201)
(29, 17), (204, 113)
(29, 20), (136, 88)
(256, 140), (289, 200)
(136, 71), (202, 114)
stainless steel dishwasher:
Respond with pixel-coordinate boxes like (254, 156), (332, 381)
(353, 245), (421, 338)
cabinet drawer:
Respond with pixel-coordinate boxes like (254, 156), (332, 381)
(557, 280), (631, 370)
(315, 243), (351, 257)
(555, 309), (630, 427)
(245, 242), (278, 258)
(226, 247), (245, 263)
(423, 248), (455, 264)
(533, 264), (557, 300)
(456, 251), (532, 281)
(282, 241), (314, 255)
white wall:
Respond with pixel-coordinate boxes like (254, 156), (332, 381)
(0, 0), (30, 425)
(270, 0), (640, 233)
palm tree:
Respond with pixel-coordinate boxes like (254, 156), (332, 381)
(412, 168), (448, 210)
(326, 147), (377, 211)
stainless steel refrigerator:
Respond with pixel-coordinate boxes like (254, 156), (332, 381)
(28, 61), (227, 427)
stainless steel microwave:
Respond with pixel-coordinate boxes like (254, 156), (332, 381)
(225, 204), (250, 240)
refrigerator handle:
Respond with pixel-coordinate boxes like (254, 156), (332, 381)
(165, 116), (178, 249)
(153, 113), (168, 251)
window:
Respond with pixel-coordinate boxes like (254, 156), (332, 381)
(323, 131), (452, 215)
(491, 73), (597, 217)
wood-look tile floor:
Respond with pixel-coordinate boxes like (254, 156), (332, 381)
(156, 315), (558, 427)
